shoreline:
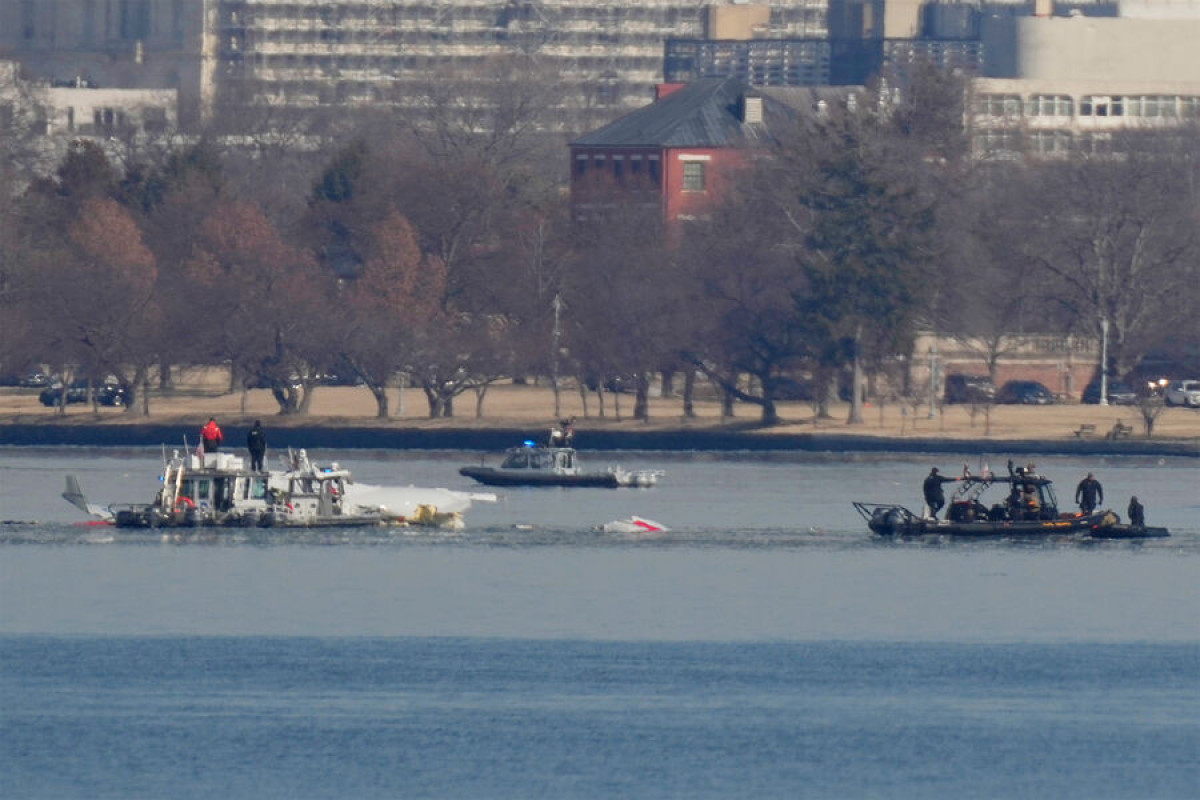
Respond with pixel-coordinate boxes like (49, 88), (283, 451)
(1, 420), (1196, 458)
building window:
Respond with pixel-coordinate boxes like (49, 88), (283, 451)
(612, 156), (624, 184)
(1027, 95), (1073, 117)
(682, 161), (706, 192)
(1081, 96), (1124, 117)
(648, 157), (661, 187)
(976, 94), (1022, 118)
(1031, 130), (1072, 155)
(1182, 97), (1200, 119)
(574, 155), (587, 179)
(1128, 96), (1177, 118)
(1078, 132), (1113, 155)
(976, 129), (1022, 158)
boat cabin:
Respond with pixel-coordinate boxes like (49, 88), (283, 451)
(948, 473), (1060, 523)
(500, 445), (579, 474)
(177, 473), (269, 512)
(166, 453), (270, 513)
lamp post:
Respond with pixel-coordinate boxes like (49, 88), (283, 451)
(1099, 317), (1109, 407)
(928, 343), (938, 419)
(551, 293), (563, 418)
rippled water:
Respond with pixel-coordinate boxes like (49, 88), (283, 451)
(2, 447), (1198, 797)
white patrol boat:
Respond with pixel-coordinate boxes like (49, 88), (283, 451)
(64, 448), (494, 530)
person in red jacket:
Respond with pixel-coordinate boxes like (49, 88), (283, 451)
(201, 418), (223, 453)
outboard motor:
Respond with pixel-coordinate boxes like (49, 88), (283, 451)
(870, 506), (906, 536)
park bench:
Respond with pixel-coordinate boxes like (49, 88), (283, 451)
(1072, 423), (1097, 438)
(1106, 421), (1134, 440)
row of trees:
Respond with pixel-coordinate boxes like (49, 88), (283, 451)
(3, 65), (1198, 422)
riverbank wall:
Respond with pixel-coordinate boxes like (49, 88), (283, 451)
(2, 421), (1196, 458)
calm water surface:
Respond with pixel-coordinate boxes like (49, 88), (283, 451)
(2, 447), (1198, 798)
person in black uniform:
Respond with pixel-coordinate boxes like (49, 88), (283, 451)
(1075, 472), (1104, 514)
(246, 420), (267, 472)
(1128, 496), (1145, 528)
(922, 467), (960, 520)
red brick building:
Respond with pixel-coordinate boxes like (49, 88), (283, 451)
(569, 78), (796, 230)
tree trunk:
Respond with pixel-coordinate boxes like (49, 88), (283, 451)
(682, 370), (696, 419)
(474, 385), (488, 418)
(371, 385), (390, 418)
(158, 360), (174, 392)
(577, 383), (590, 419)
(847, 330), (864, 425)
(633, 373), (650, 421)
(297, 382), (313, 415)
(761, 396), (779, 426)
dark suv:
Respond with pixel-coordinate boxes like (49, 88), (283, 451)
(943, 374), (995, 404)
(1081, 378), (1138, 405)
(996, 380), (1057, 405)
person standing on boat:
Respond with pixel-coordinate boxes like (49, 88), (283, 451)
(922, 467), (960, 520)
(247, 420), (267, 471)
(1128, 496), (1145, 528)
(1075, 472), (1104, 514)
(201, 418), (223, 453)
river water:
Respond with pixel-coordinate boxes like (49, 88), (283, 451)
(2, 447), (1198, 798)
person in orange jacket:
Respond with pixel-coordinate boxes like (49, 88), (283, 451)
(201, 417), (223, 453)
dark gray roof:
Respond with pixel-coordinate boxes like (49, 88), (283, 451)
(570, 78), (794, 149)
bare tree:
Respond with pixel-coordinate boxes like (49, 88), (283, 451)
(1015, 133), (1200, 377)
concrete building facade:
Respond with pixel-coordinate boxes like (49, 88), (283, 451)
(0, 0), (213, 127)
(2, 1), (831, 131)
(971, 3), (1200, 157)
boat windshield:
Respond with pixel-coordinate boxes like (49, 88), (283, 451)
(180, 478), (211, 503)
(501, 450), (530, 469)
(245, 476), (267, 500)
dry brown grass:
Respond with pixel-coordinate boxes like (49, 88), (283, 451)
(3, 368), (1198, 443)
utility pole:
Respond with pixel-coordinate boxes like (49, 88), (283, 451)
(928, 343), (938, 419)
(1099, 317), (1109, 406)
(551, 293), (563, 418)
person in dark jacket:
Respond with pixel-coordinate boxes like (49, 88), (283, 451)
(200, 418), (223, 453)
(922, 467), (960, 520)
(1128, 496), (1145, 528)
(247, 420), (267, 471)
(1075, 472), (1104, 514)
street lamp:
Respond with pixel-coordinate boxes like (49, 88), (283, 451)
(1099, 317), (1109, 407)
(551, 293), (564, 418)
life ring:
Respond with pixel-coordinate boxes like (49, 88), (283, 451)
(175, 495), (196, 510)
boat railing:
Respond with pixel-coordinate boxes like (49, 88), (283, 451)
(852, 501), (919, 523)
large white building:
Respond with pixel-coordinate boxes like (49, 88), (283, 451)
(970, 0), (1200, 157)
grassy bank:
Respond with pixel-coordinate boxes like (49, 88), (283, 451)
(2, 378), (1197, 455)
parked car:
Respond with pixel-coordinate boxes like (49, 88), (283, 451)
(996, 380), (1057, 405)
(943, 374), (995, 404)
(39, 379), (128, 407)
(1164, 379), (1200, 408)
(0, 371), (51, 387)
(20, 371), (52, 388)
(1081, 378), (1139, 405)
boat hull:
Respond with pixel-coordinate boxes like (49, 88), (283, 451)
(458, 466), (621, 488)
(112, 504), (392, 529)
(853, 502), (1168, 539)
